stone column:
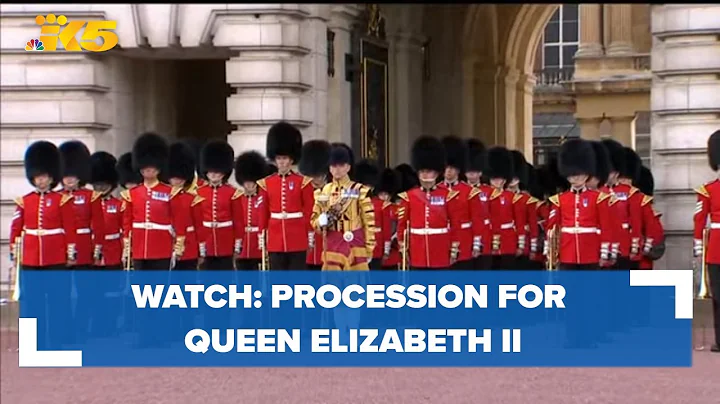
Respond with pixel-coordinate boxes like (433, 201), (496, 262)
(576, 4), (603, 57)
(515, 73), (535, 157)
(578, 117), (603, 140)
(609, 116), (636, 148)
(497, 66), (519, 150)
(650, 5), (720, 270)
(607, 4), (633, 55)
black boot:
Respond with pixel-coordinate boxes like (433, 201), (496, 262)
(711, 344), (720, 353)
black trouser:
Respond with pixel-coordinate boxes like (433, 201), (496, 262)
(381, 265), (398, 270)
(614, 257), (639, 270)
(708, 264), (720, 346)
(269, 251), (306, 270)
(174, 259), (198, 270)
(450, 259), (473, 270)
(133, 259), (171, 270)
(204, 256), (234, 270)
(307, 263), (323, 270)
(21, 265), (73, 347)
(474, 255), (492, 270)
(558, 263), (598, 270)
(236, 258), (261, 271)
(491, 255), (516, 270)
(369, 259), (383, 270)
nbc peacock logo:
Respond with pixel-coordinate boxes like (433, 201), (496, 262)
(25, 38), (45, 52)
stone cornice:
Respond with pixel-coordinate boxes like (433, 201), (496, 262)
(200, 8), (311, 46)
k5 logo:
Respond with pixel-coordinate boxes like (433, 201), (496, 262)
(35, 14), (118, 52)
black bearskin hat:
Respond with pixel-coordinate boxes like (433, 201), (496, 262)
(59, 140), (92, 183)
(622, 147), (642, 182)
(548, 154), (570, 193)
(637, 166), (654, 196)
(354, 159), (380, 186)
(510, 150), (529, 186)
(441, 135), (468, 173)
(266, 121), (302, 162)
(467, 138), (487, 173)
(235, 151), (269, 184)
(117, 152), (141, 188)
(527, 165), (544, 200)
(132, 132), (169, 173)
(411, 136), (445, 173)
(601, 139), (625, 176)
(184, 138), (206, 180)
(266, 163), (279, 176)
(329, 142), (353, 165)
(299, 140), (331, 177)
(330, 142), (355, 178)
(200, 140), (234, 179)
(90, 151), (118, 188)
(376, 168), (400, 196)
(24, 141), (61, 186)
(589, 141), (612, 186)
(395, 163), (419, 192)
(708, 130), (720, 171)
(485, 146), (514, 182)
(558, 138), (596, 178)
(167, 142), (196, 183)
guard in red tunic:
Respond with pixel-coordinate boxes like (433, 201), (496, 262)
(587, 141), (618, 269)
(233, 151), (270, 270)
(196, 140), (238, 270)
(466, 139), (492, 269)
(117, 152), (142, 190)
(355, 159), (389, 270)
(257, 122), (315, 270)
(545, 139), (613, 269)
(90, 152), (123, 269)
(376, 168), (401, 269)
(507, 151), (531, 269)
(122, 133), (185, 270)
(484, 147), (522, 269)
(693, 129), (720, 352)
(524, 165), (543, 269)
(439, 136), (475, 270)
(167, 142), (205, 270)
(59, 141), (105, 268)
(298, 140), (331, 270)
(635, 166), (665, 269)
(397, 136), (462, 269)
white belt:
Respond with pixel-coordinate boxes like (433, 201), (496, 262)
(132, 222), (173, 231)
(561, 226), (598, 234)
(76, 228), (91, 234)
(25, 228), (64, 236)
(500, 222), (515, 230)
(373, 228), (382, 233)
(460, 222), (472, 229)
(203, 221), (233, 228)
(710, 223), (720, 229)
(105, 233), (121, 240)
(245, 226), (260, 233)
(410, 227), (448, 235)
(621, 223), (629, 229)
(187, 226), (195, 232)
(270, 211), (304, 220)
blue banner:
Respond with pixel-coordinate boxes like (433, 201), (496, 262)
(16, 270), (692, 367)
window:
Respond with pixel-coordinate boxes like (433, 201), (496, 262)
(542, 5), (580, 72)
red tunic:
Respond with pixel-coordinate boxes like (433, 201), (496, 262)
(397, 186), (462, 268)
(487, 188), (523, 256)
(640, 195), (664, 270)
(382, 202), (400, 268)
(607, 183), (644, 260)
(693, 180), (720, 264)
(60, 188), (104, 266)
(531, 200), (549, 263)
(524, 195), (540, 257)
(547, 188), (613, 265)
(370, 197), (388, 260)
(10, 191), (77, 267)
(257, 171), (315, 253)
(440, 181), (474, 262)
(172, 190), (205, 261)
(469, 184), (493, 255)
(233, 189), (265, 260)
(100, 195), (123, 267)
(197, 183), (239, 257)
(306, 185), (325, 266)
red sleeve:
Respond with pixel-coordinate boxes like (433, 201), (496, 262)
(60, 195), (77, 246)
(629, 192), (644, 258)
(527, 199), (539, 249)
(170, 193), (187, 239)
(257, 185), (269, 232)
(10, 199), (24, 247)
(192, 195), (207, 244)
(469, 191), (487, 247)
(447, 192), (463, 246)
(547, 197), (559, 232)
(513, 194), (528, 249)
(90, 194), (105, 249)
(232, 194), (244, 243)
(122, 194), (132, 240)
(693, 191), (709, 241)
(302, 179), (315, 232)
(397, 194), (409, 246)
(382, 203), (393, 249)
(598, 196), (613, 247)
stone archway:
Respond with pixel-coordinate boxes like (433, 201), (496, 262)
(462, 4), (559, 155)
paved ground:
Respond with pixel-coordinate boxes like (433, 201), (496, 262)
(1, 330), (718, 404)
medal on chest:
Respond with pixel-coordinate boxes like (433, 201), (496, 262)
(288, 181), (295, 191)
(46, 199), (52, 207)
(582, 198), (588, 208)
(500, 197), (506, 205)
(107, 204), (118, 213)
(479, 192), (487, 202)
(74, 195), (86, 205)
(151, 191), (170, 201)
(614, 192), (628, 201)
(429, 195), (445, 206)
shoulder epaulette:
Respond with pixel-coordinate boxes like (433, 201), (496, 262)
(628, 186), (639, 197)
(170, 185), (183, 199)
(60, 193), (73, 206)
(469, 187), (481, 199)
(302, 176), (313, 188)
(512, 193), (523, 204)
(382, 200), (391, 210)
(608, 193), (619, 206)
(120, 189), (131, 203)
(257, 178), (267, 191)
(191, 194), (204, 207)
(231, 188), (244, 200)
(91, 190), (102, 202)
(641, 194), (653, 206)
(14, 196), (24, 208)
(549, 194), (560, 207)
(695, 185), (710, 198)
(447, 189), (459, 201)
(597, 192), (611, 204)
(490, 188), (503, 200)
(527, 196), (538, 205)
(397, 192), (409, 202)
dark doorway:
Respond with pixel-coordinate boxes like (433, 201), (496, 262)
(175, 59), (232, 142)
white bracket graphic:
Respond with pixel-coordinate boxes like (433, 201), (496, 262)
(629, 270), (693, 319)
(18, 318), (83, 367)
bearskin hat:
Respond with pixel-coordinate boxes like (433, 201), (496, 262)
(622, 147), (642, 182)
(266, 163), (278, 175)
(637, 166), (654, 196)
(547, 154), (570, 193)
(59, 140), (92, 183)
(354, 159), (380, 186)
(200, 140), (234, 180)
(467, 138), (487, 173)
(24, 140), (61, 186)
(90, 151), (118, 187)
(117, 152), (141, 188)
(395, 163), (419, 192)
(411, 136), (445, 173)
(167, 142), (196, 183)
(441, 135), (468, 173)
(299, 140), (331, 177)
(376, 168), (400, 196)
(266, 121), (302, 162)
(510, 150), (529, 187)
(330, 142), (355, 178)
(558, 138), (596, 178)
(132, 132), (169, 173)
(589, 141), (612, 186)
(485, 146), (514, 181)
(235, 151), (268, 184)
(527, 165), (544, 200)
(708, 130), (720, 171)
(184, 138), (206, 179)
(601, 139), (625, 176)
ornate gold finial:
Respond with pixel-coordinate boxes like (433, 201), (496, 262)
(366, 4), (385, 39)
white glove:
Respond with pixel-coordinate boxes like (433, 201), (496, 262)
(693, 239), (702, 257)
(643, 238), (653, 255)
(318, 213), (329, 228)
(308, 232), (315, 249)
(600, 242), (610, 261)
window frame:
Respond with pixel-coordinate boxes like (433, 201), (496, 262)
(542, 5), (580, 70)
